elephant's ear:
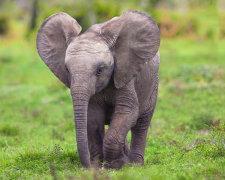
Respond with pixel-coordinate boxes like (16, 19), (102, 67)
(36, 12), (82, 88)
(100, 10), (160, 88)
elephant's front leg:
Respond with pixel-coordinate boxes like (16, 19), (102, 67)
(87, 104), (105, 168)
(103, 80), (139, 169)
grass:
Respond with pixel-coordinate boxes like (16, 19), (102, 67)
(0, 37), (224, 179)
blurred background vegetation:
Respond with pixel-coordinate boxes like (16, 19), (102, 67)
(0, 0), (224, 179)
(0, 0), (224, 41)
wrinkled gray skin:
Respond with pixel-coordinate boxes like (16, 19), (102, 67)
(36, 10), (160, 169)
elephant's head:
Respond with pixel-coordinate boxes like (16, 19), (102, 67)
(36, 11), (160, 168)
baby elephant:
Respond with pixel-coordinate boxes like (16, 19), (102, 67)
(36, 10), (160, 169)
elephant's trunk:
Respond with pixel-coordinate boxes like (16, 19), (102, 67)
(71, 84), (91, 168)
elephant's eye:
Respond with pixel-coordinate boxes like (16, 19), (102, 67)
(96, 66), (104, 76)
(65, 66), (69, 73)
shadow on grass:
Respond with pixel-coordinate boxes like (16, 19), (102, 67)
(0, 125), (20, 136)
(13, 147), (81, 174)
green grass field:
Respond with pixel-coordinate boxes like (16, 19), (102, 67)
(0, 38), (224, 179)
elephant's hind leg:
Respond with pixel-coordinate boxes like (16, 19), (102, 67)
(129, 112), (152, 164)
(87, 104), (105, 168)
(129, 85), (158, 165)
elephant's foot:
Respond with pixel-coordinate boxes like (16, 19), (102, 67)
(91, 161), (102, 169)
(90, 155), (103, 169)
(103, 139), (130, 169)
(104, 155), (130, 169)
(129, 152), (144, 166)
